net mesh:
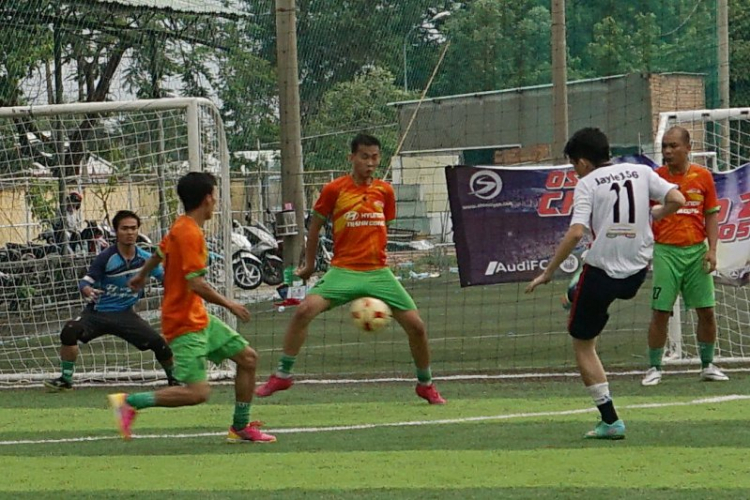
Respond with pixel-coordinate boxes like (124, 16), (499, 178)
(0, 99), (233, 383)
(0, 1), (749, 382)
(656, 108), (750, 363)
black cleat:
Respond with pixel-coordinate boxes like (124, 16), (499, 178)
(44, 377), (73, 392)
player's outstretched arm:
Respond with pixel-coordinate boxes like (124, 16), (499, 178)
(188, 275), (251, 323)
(525, 223), (585, 294)
(129, 253), (162, 291)
(651, 188), (686, 221)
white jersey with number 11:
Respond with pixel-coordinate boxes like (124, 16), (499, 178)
(570, 163), (677, 279)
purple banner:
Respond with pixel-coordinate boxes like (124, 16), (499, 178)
(446, 160), (750, 287)
(714, 162), (750, 286)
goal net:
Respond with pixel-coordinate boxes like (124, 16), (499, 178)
(0, 98), (234, 384)
(655, 107), (750, 363)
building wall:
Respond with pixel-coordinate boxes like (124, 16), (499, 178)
(396, 73), (705, 164)
(649, 73), (706, 153)
(397, 73), (657, 156)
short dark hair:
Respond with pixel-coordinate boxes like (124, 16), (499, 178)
(665, 126), (691, 145)
(351, 133), (381, 153)
(112, 210), (141, 230)
(177, 172), (217, 212)
(563, 127), (611, 166)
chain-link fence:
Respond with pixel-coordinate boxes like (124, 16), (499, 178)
(2, 1), (750, 380)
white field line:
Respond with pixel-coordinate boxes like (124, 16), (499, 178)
(1, 394), (747, 446)
(5, 366), (750, 389)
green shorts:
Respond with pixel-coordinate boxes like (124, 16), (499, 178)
(308, 266), (417, 311)
(651, 242), (715, 311)
(169, 315), (249, 384)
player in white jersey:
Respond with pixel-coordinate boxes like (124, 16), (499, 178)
(526, 127), (685, 440)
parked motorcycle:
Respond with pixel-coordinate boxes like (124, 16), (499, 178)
(0, 269), (22, 311)
(208, 231), (264, 290)
(80, 220), (110, 255)
(233, 220), (284, 286)
(304, 213), (333, 272)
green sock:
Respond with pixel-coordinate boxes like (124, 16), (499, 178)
(699, 342), (715, 369)
(233, 402), (251, 430)
(61, 360), (75, 383)
(648, 348), (664, 370)
(126, 392), (156, 410)
(276, 354), (297, 377)
(416, 367), (432, 385)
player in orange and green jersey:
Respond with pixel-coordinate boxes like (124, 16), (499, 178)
(106, 172), (276, 443)
(641, 126), (729, 387)
(255, 133), (446, 404)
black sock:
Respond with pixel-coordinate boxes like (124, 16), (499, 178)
(597, 400), (619, 424)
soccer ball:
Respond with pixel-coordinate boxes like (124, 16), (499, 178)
(350, 297), (392, 332)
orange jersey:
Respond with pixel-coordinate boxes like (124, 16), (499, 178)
(312, 175), (396, 271)
(157, 215), (210, 341)
(652, 164), (720, 246)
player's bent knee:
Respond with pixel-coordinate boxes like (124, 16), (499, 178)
(60, 320), (84, 346)
(147, 337), (173, 362)
(396, 310), (426, 336)
(405, 321), (427, 338)
(695, 307), (715, 322)
(650, 310), (672, 328)
(295, 302), (321, 322)
(234, 347), (257, 369)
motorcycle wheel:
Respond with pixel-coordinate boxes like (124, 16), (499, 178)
(261, 258), (284, 286)
(233, 258), (263, 290)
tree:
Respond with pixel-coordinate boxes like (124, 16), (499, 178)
(216, 20), (279, 158)
(432, 0), (551, 95)
(0, 1), (52, 107)
(584, 17), (639, 76)
(245, 0), (454, 121)
(568, 0), (716, 81)
(730, 0), (750, 106)
(303, 67), (410, 177)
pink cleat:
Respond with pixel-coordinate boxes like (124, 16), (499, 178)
(107, 393), (137, 440)
(255, 374), (293, 397)
(227, 421), (277, 443)
(416, 383), (446, 405)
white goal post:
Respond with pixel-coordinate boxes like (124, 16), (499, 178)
(0, 98), (235, 384)
(655, 107), (750, 363)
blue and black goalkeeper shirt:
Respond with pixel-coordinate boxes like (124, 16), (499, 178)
(79, 246), (163, 312)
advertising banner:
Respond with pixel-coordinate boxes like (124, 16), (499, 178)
(446, 160), (750, 287)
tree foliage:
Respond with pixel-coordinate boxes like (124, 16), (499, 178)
(303, 67), (411, 174)
(0, 0), (748, 165)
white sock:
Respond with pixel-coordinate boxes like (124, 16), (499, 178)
(587, 382), (611, 407)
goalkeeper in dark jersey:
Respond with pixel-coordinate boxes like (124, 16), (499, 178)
(44, 210), (178, 390)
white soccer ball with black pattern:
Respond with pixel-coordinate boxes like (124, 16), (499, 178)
(350, 297), (392, 332)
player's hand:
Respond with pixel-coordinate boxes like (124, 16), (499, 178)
(296, 264), (315, 281)
(651, 204), (666, 221)
(704, 249), (717, 274)
(81, 285), (103, 302)
(525, 272), (551, 294)
(128, 274), (147, 292)
(228, 301), (251, 323)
